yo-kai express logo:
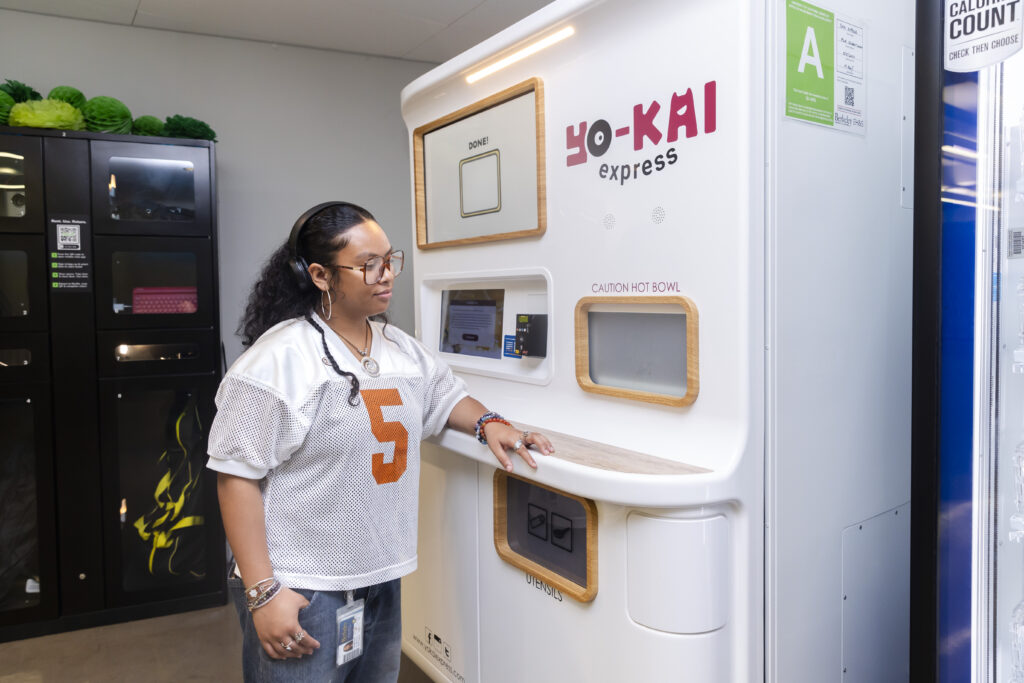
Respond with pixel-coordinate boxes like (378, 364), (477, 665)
(565, 80), (717, 185)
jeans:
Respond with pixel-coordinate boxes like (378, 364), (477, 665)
(228, 576), (402, 683)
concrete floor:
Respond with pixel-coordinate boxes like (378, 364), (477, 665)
(0, 604), (433, 683)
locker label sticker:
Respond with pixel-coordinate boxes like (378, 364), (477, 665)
(48, 215), (92, 292)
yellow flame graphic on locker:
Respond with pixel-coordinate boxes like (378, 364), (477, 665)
(133, 404), (205, 577)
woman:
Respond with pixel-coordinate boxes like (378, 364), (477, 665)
(207, 202), (551, 682)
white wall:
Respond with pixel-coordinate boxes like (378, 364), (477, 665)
(0, 9), (433, 363)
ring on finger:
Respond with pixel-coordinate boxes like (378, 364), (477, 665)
(294, 631), (305, 643)
(281, 640), (294, 651)
(512, 439), (523, 450)
(522, 430), (531, 442)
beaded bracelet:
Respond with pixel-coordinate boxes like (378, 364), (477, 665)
(244, 576), (275, 593)
(243, 577), (275, 600)
(475, 412), (502, 442)
(249, 583), (282, 612)
(248, 581), (281, 612)
(244, 578), (275, 601)
(474, 411), (499, 441)
(475, 411), (512, 445)
(246, 578), (283, 612)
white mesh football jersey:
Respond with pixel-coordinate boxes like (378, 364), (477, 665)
(206, 317), (468, 590)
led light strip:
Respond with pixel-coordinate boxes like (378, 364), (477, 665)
(466, 26), (575, 84)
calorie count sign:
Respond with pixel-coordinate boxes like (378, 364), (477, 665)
(945, 0), (1023, 71)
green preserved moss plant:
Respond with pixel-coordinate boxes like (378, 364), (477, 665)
(0, 79), (41, 103)
(82, 96), (132, 134)
(7, 99), (86, 130)
(47, 86), (87, 111)
(132, 115), (165, 137)
(164, 114), (217, 142)
(0, 91), (14, 126)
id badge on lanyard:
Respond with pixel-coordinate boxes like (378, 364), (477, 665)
(336, 590), (365, 667)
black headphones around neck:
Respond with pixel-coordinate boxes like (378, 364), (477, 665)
(287, 201), (347, 292)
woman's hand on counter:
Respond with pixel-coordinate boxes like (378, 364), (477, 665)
(482, 421), (553, 472)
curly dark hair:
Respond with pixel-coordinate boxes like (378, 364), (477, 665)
(238, 202), (377, 346)
(238, 202), (388, 405)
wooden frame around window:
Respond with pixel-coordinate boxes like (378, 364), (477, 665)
(574, 296), (700, 407)
(413, 78), (546, 249)
(493, 471), (598, 602)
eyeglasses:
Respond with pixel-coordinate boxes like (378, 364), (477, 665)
(331, 250), (404, 285)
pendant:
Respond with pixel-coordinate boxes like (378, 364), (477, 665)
(362, 355), (380, 377)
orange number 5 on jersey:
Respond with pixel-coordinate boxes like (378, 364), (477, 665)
(361, 388), (409, 484)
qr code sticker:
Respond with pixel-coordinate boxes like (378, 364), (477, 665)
(57, 224), (81, 250)
(844, 86), (855, 107)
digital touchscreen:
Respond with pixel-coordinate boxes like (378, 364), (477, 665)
(440, 289), (504, 359)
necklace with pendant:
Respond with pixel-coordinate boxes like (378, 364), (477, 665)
(335, 319), (380, 377)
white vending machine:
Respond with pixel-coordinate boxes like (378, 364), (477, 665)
(399, 0), (915, 681)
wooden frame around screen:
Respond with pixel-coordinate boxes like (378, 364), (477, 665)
(413, 77), (546, 249)
(574, 296), (700, 407)
(493, 471), (598, 603)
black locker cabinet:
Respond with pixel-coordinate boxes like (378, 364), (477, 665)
(0, 133), (57, 630)
(0, 127), (224, 641)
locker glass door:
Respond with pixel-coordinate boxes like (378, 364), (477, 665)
(0, 385), (56, 627)
(0, 135), (44, 234)
(94, 236), (214, 330)
(100, 375), (223, 606)
(0, 235), (48, 332)
(90, 141), (211, 237)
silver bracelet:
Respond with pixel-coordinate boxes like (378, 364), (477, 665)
(247, 579), (282, 612)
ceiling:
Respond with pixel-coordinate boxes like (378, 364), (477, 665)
(0, 0), (554, 64)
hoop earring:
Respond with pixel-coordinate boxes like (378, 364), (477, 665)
(321, 289), (333, 321)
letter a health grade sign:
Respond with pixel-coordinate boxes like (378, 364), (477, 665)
(785, 0), (866, 135)
(945, 0), (1023, 72)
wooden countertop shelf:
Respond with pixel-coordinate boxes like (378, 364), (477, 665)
(519, 423), (710, 476)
